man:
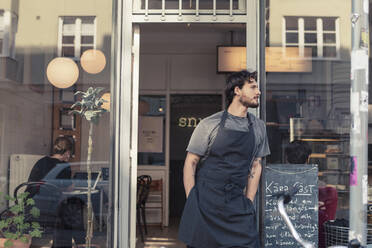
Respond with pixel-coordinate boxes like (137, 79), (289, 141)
(178, 70), (270, 248)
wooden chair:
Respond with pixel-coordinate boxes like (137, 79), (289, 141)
(146, 179), (163, 228)
(136, 175), (152, 242)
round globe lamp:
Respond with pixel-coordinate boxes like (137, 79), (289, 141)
(80, 49), (106, 74)
(47, 57), (79, 89)
(101, 93), (110, 111)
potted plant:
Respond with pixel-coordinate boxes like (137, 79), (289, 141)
(0, 192), (43, 248)
(70, 87), (107, 247)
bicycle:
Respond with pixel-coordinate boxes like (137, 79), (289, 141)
(275, 188), (365, 248)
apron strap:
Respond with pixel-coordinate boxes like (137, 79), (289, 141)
(246, 112), (253, 127)
(219, 110), (228, 130)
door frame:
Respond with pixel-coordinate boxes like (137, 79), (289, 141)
(114, 1), (261, 248)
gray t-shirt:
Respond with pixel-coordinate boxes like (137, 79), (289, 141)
(186, 111), (270, 161)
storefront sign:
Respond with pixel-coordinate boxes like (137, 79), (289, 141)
(178, 117), (202, 128)
(217, 46), (312, 73)
(265, 47), (312, 72)
(138, 116), (163, 153)
(264, 164), (318, 247)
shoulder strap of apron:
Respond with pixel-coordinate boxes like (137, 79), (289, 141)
(246, 112), (253, 128)
(219, 110), (228, 130)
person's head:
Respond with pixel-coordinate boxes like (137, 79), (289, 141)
(225, 70), (260, 108)
(53, 136), (73, 162)
(285, 140), (312, 164)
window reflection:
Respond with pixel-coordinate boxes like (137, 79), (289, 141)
(0, 1), (113, 247)
(266, 0), (352, 223)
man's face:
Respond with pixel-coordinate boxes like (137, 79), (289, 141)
(235, 80), (261, 108)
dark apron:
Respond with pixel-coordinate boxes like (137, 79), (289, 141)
(179, 110), (259, 248)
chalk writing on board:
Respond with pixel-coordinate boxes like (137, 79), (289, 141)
(264, 164), (318, 248)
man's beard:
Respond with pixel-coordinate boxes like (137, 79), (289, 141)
(239, 97), (259, 108)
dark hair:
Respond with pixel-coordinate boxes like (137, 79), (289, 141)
(225, 70), (257, 106)
(53, 136), (73, 155)
(285, 140), (312, 164)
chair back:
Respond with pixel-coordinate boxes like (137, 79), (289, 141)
(15, 181), (63, 229)
(137, 175), (152, 207)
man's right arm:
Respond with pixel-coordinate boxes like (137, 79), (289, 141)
(183, 152), (200, 198)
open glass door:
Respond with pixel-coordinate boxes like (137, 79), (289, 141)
(130, 25), (141, 248)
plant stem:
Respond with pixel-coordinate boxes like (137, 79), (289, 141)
(86, 123), (94, 248)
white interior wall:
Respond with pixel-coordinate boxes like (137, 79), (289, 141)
(140, 24), (246, 91)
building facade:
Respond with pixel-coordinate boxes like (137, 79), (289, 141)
(0, 0), (369, 247)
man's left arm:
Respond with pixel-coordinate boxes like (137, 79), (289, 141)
(246, 157), (262, 201)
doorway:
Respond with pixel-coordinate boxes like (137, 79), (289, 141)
(169, 94), (222, 218)
(135, 23), (246, 247)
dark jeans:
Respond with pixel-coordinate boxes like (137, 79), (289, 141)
(53, 198), (85, 248)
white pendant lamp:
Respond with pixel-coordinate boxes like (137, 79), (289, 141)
(46, 57), (79, 88)
(80, 49), (106, 74)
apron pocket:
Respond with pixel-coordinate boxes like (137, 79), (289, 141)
(188, 185), (196, 198)
(244, 197), (256, 214)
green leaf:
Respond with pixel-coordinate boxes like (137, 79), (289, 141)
(30, 207), (40, 218)
(4, 232), (17, 240)
(74, 90), (84, 96)
(26, 198), (35, 206)
(13, 216), (24, 225)
(31, 222), (40, 229)
(20, 192), (30, 198)
(4, 219), (11, 226)
(71, 101), (82, 109)
(20, 236), (29, 243)
(5, 195), (15, 202)
(17, 192), (28, 201)
(84, 111), (96, 121)
(9, 205), (21, 214)
(0, 220), (7, 229)
(4, 239), (13, 248)
(70, 109), (83, 116)
(30, 229), (42, 238)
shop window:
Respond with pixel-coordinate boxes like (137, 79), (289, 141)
(58, 16), (96, 59)
(0, 10), (17, 58)
(283, 16), (340, 59)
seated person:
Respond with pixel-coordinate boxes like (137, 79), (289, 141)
(285, 140), (312, 164)
(27, 137), (73, 196)
(26, 137), (85, 248)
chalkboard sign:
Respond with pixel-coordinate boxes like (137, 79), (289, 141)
(264, 164), (318, 247)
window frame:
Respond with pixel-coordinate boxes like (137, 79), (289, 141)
(282, 16), (340, 60)
(0, 10), (17, 58)
(57, 16), (97, 59)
